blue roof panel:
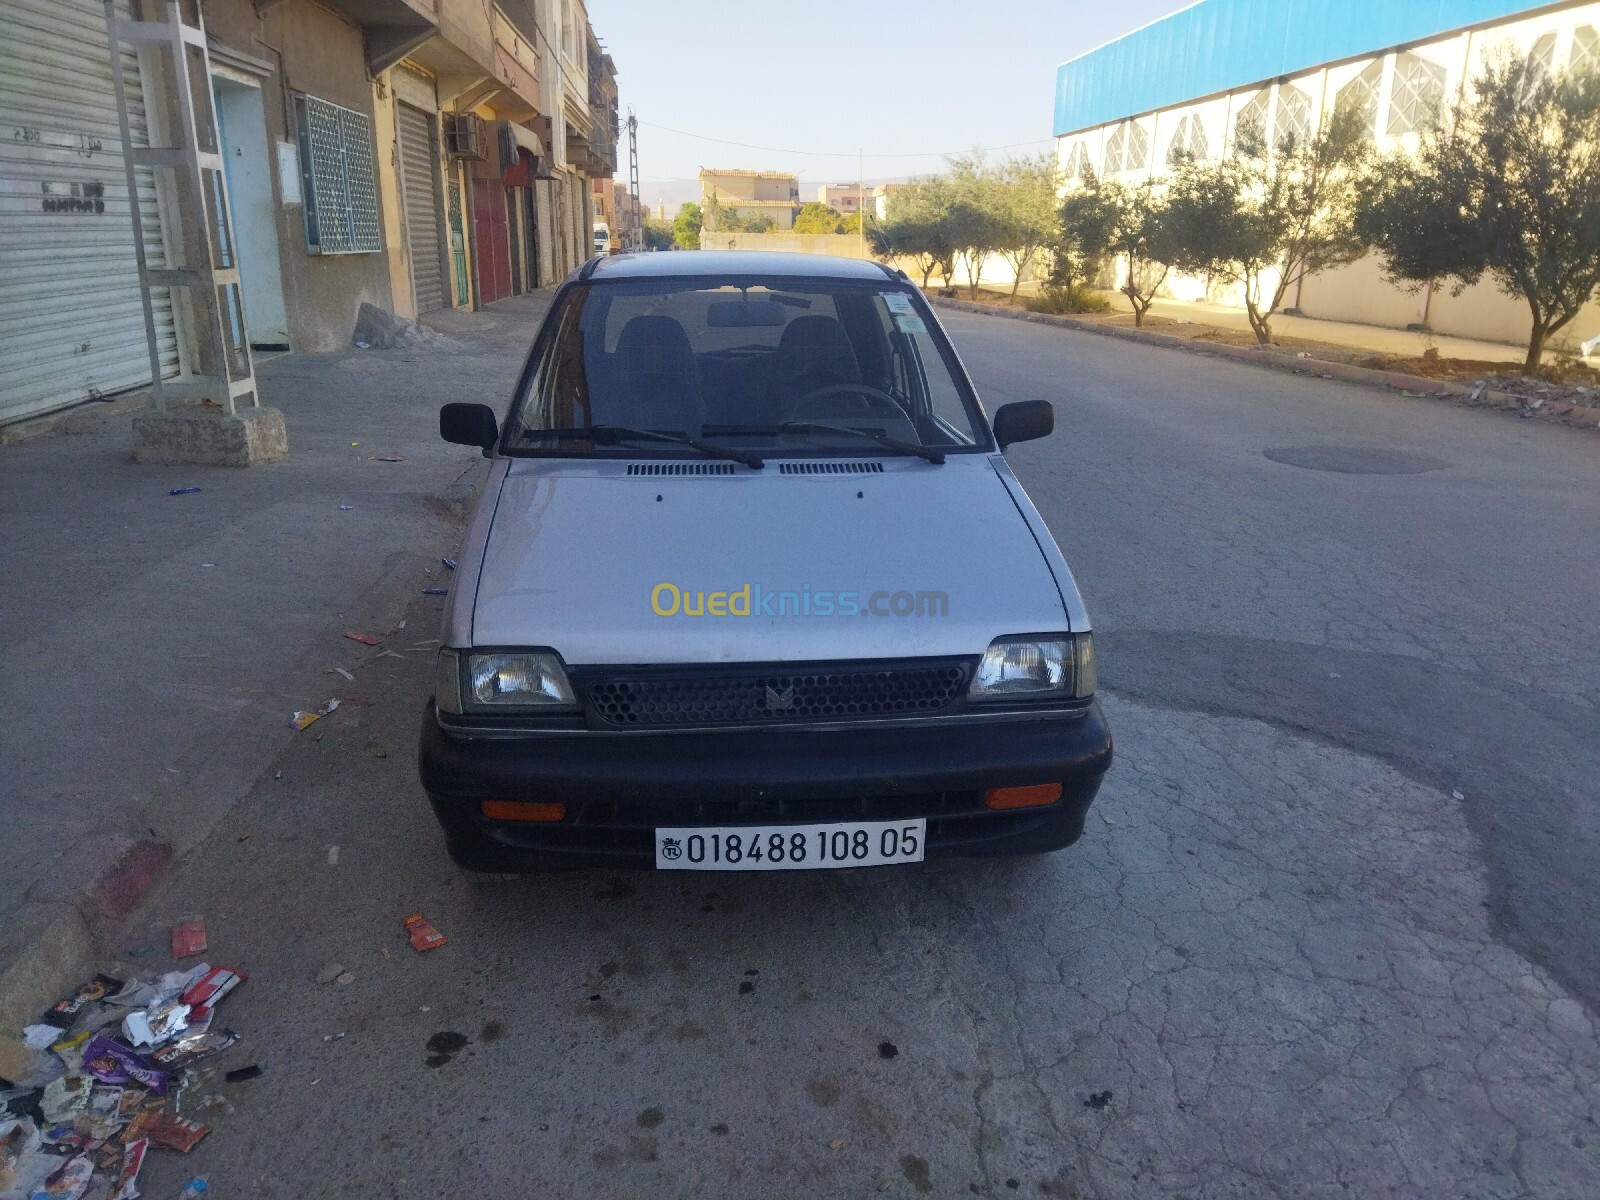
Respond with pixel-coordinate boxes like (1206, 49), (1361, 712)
(1054, 0), (1543, 136)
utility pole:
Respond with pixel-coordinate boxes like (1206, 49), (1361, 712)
(858, 146), (866, 258)
(627, 109), (641, 250)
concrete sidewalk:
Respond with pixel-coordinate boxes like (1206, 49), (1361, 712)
(0, 291), (551, 1029)
(1104, 291), (1528, 363)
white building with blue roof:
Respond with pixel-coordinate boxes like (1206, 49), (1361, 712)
(1054, 0), (1600, 349)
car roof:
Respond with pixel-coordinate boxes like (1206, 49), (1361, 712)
(584, 250), (897, 282)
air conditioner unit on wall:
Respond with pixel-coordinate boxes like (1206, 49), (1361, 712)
(443, 113), (486, 160)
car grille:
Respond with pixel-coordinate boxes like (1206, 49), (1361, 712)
(579, 659), (973, 728)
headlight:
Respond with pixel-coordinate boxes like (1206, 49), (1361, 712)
(439, 649), (578, 712)
(469, 651), (577, 709)
(968, 634), (1095, 701)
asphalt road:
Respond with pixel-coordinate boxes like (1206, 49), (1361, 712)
(119, 308), (1598, 1198)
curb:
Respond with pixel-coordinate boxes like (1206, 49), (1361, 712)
(930, 298), (1600, 429)
(0, 479), (478, 1036)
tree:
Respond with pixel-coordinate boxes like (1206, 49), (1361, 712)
(642, 218), (675, 251)
(794, 201), (846, 234)
(1165, 102), (1371, 344)
(946, 154), (1007, 297)
(1358, 51), (1600, 372)
(878, 178), (958, 289)
(742, 212), (776, 233)
(703, 193), (724, 233)
(672, 202), (702, 250)
(995, 153), (1060, 298)
(1047, 167), (1119, 297)
(1107, 179), (1180, 325)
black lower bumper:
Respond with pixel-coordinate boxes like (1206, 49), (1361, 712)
(417, 702), (1113, 872)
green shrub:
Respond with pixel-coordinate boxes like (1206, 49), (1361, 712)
(1023, 284), (1110, 315)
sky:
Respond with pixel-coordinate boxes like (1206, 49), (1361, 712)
(585, 0), (1189, 213)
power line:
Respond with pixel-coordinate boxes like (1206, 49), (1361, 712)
(637, 120), (1055, 160)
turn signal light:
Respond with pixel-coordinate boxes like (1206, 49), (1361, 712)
(984, 783), (1062, 810)
(480, 800), (566, 823)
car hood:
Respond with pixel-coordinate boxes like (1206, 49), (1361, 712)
(471, 455), (1069, 665)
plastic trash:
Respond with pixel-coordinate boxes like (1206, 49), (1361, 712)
(168, 487), (201, 496)
(442, 557), (457, 570)
(404, 913), (446, 952)
(170, 919), (208, 959)
(343, 632), (382, 646)
(178, 1179), (209, 1199)
(422, 588), (448, 596)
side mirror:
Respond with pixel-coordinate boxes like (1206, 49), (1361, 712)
(991, 400), (1054, 449)
(440, 402), (499, 457)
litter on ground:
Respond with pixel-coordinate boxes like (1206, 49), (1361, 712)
(0, 953), (249, 1200)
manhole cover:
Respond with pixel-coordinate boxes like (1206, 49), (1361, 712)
(1263, 445), (1448, 474)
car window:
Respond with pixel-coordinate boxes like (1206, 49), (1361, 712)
(505, 275), (988, 455)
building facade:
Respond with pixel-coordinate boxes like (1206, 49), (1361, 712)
(699, 169), (800, 230)
(0, 0), (617, 426)
(817, 183), (866, 214)
(1053, 0), (1600, 348)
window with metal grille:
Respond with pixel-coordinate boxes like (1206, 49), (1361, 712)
(1062, 141), (1091, 180)
(1165, 114), (1210, 165)
(1102, 121), (1148, 174)
(1388, 53), (1446, 136)
(1336, 60), (1385, 137)
(1275, 84), (1313, 147)
(1233, 89), (1270, 150)
(293, 93), (381, 255)
(1574, 26), (1598, 73)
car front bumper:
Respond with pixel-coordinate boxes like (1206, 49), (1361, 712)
(417, 702), (1113, 871)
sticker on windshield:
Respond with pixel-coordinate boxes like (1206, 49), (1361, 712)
(883, 292), (915, 314)
(893, 313), (927, 334)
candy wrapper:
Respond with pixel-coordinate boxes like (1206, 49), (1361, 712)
(180, 966), (246, 1023)
(142, 1114), (209, 1154)
(40, 976), (122, 1030)
(170, 920), (207, 959)
(122, 1001), (190, 1049)
(148, 1029), (238, 1072)
(82, 1036), (168, 1094)
(404, 912), (446, 952)
(27, 1154), (94, 1200)
(109, 1139), (147, 1200)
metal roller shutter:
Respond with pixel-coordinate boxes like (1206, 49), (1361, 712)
(0, 0), (180, 425)
(396, 103), (447, 314)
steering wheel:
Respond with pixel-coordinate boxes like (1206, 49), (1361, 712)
(789, 382), (906, 422)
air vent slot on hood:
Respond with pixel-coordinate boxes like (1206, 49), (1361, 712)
(777, 461), (886, 475)
(626, 462), (737, 476)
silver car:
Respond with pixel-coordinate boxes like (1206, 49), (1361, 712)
(420, 251), (1111, 873)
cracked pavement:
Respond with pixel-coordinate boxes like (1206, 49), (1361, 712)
(98, 306), (1598, 1197)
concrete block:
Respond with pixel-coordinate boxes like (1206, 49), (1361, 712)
(132, 405), (288, 466)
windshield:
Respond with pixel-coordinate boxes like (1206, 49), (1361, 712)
(504, 275), (988, 454)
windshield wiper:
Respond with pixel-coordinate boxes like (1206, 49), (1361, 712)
(777, 421), (945, 465)
(520, 425), (765, 469)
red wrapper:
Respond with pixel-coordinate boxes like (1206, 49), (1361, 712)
(180, 965), (246, 1014)
(170, 919), (207, 958)
(404, 912), (446, 952)
(143, 1114), (209, 1153)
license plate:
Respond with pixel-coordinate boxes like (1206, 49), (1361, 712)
(654, 819), (926, 871)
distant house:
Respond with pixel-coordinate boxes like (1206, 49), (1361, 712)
(699, 169), (800, 230)
(817, 183), (866, 214)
